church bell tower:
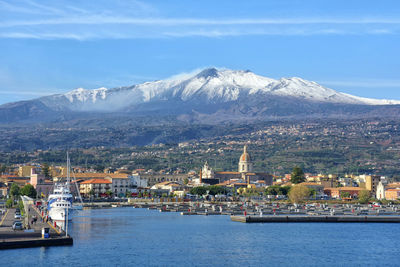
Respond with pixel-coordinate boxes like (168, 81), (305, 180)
(238, 145), (253, 173)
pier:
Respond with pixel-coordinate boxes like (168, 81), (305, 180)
(0, 205), (73, 250)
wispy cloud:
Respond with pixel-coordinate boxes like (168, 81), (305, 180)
(1, 0), (400, 40)
(0, 90), (58, 96)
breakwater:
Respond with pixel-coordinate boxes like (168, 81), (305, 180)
(127, 201), (400, 217)
(231, 215), (400, 223)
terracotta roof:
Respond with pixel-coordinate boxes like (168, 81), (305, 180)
(386, 183), (400, 189)
(386, 188), (400, 191)
(340, 187), (364, 191)
(216, 171), (240, 174)
(59, 173), (128, 179)
(80, 179), (112, 184)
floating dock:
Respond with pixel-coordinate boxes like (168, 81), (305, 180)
(231, 215), (400, 223)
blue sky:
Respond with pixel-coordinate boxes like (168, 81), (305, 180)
(0, 0), (400, 104)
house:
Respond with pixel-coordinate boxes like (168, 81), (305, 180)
(324, 187), (365, 199)
(385, 188), (400, 200)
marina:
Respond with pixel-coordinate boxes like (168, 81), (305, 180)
(3, 207), (400, 266)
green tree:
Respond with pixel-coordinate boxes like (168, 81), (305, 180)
(291, 166), (305, 184)
(88, 189), (95, 198)
(190, 186), (207, 196)
(206, 185), (226, 196)
(183, 178), (189, 185)
(5, 199), (13, 208)
(309, 188), (317, 199)
(265, 185), (291, 196)
(358, 190), (371, 204)
(288, 185), (310, 203)
(94, 165), (105, 172)
(341, 191), (351, 199)
(18, 200), (25, 215)
(105, 190), (112, 197)
(10, 183), (20, 199)
(20, 184), (37, 198)
(42, 163), (50, 178)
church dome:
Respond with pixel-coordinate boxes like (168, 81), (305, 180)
(239, 145), (251, 162)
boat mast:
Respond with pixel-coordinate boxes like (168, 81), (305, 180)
(67, 151), (71, 186)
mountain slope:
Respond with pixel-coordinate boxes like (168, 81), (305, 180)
(1, 68), (400, 123)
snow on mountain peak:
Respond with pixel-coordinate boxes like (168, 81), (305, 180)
(59, 68), (400, 110)
(65, 87), (108, 103)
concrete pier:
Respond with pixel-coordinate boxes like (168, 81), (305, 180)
(0, 206), (73, 250)
(231, 215), (400, 223)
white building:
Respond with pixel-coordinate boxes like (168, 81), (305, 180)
(130, 174), (148, 188)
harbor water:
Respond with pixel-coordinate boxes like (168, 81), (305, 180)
(4, 207), (400, 266)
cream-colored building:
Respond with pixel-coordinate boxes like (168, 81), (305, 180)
(18, 166), (36, 177)
(80, 179), (112, 196)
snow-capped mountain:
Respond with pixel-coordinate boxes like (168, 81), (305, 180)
(38, 68), (400, 112)
(1, 67), (400, 123)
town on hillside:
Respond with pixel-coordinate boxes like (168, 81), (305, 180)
(1, 145), (399, 205)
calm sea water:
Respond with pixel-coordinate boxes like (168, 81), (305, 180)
(3, 207), (400, 266)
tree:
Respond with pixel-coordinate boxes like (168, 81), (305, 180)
(207, 185), (226, 196)
(288, 185), (310, 203)
(190, 186), (207, 196)
(5, 199), (12, 208)
(88, 189), (95, 198)
(291, 167), (305, 184)
(183, 178), (189, 185)
(341, 191), (351, 199)
(94, 165), (105, 172)
(105, 190), (112, 197)
(20, 184), (37, 198)
(358, 190), (371, 204)
(265, 185), (291, 196)
(42, 163), (51, 178)
(10, 183), (20, 199)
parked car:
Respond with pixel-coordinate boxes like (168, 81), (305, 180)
(14, 213), (22, 220)
(12, 221), (23, 230)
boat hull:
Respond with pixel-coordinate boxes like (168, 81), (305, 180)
(49, 207), (73, 221)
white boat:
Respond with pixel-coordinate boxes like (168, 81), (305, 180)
(47, 182), (73, 221)
(47, 153), (74, 222)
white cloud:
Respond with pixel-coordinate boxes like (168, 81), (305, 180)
(1, 0), (400, 40)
